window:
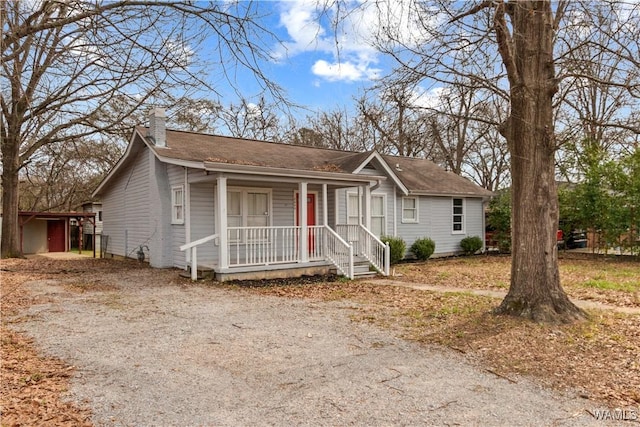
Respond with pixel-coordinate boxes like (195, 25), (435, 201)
(452, 198), (465, 234)
(227, 188), (271, 242)
(402, 197), (418, 223)
(347, 193), (360, 225)
(98, 210), (103, 222)
(227, 191), (242, 241)
(172, 186), (184, 224)
(371, 194), (386, 237)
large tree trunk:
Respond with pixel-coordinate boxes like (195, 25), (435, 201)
(1, 139), (21, 258)
(493, 1), (586, 323)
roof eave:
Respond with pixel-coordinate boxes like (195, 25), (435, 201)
(408, 190), (495, 199)
(203, 161), (386, 184)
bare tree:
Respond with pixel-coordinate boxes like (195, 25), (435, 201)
(292, 108), (372, 152)
(218, 97), (286, 142)
(1, 0), (285, 257)
(20, 137), (120, 212)
(356, 81), (431, 157)
(554, 1), (640, 181)
(358, 0), (639, 322)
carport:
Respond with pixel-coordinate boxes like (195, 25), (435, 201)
(18, 211), (97, 256)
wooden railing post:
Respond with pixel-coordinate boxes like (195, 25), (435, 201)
(191, 247), (198, 281)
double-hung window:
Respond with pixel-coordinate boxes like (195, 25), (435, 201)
(370, 194), (386, 237)
(452, 198), (465, 234)
(402, 197), (418, 223)
(171, 186), (184, 224)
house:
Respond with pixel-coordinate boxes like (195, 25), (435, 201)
(81, 201), (103, 253)
(92, 108), (493, 280)
(18, 211), (97, 255)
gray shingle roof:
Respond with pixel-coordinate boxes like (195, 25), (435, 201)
(144, 126), (492, 198)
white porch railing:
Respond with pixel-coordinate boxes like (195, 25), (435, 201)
(179, 233), (219, 280)
(227, 226), (350, 276)
(323, 226), (354, 279)
(228, 226), (301, 266)
(336, 224), (390, 276)
(179, 225), (359, 281)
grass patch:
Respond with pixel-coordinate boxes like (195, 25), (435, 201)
(582, 279), (639, 292)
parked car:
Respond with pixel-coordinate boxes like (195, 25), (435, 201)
(566, 230), (588, 249)
(556, 229), (565, 249)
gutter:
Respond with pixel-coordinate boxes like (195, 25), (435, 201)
(203, 161), (386, 185)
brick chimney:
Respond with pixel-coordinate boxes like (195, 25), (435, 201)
(147, 107), (166, 147)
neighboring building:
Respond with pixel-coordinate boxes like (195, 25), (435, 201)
(81, 201), (103, 253)
(18, 211), (97, 255)
(93, 108), (493, 280)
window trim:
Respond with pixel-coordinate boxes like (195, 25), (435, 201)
(401, 196), (419, 224)
(452, 197), (465, 234)
(171, 185), (185, 224)
(370, 193), (387, 237)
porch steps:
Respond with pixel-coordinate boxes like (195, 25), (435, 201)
(331, 256), (379, 279)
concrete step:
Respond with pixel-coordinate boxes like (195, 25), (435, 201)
(179, 267), (215, 280)
(353, 270), (379, 279)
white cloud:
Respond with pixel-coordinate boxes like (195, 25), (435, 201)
(275, 0), (383, 83)
(408, 86), (447, 110)
(311, 59), (381, 82)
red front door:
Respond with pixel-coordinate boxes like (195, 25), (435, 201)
(296, 193), (316, 254)
(47, 220), (66, 252)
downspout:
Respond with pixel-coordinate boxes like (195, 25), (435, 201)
(184, 167), (190, 267)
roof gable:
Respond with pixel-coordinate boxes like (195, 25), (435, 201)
(351, 152), (409, 195)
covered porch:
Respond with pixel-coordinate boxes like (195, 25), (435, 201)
(179, 165), (390, 281)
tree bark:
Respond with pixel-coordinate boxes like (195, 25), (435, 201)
(492, 0), (586, 323)
(1, 137), (21, 258)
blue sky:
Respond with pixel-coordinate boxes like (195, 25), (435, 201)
(209, 0), (398, 115)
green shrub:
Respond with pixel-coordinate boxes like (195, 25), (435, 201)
(410, 237), (436, 261)
(460, 236), (483, 255)
(381, 235), (406, 264)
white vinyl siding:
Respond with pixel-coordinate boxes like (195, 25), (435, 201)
(101, 145), (150, 259)
(396, 196), (485, 255)
(402, 197), (418, 223)
(187, 181), (216, 268)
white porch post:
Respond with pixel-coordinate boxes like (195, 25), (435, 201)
(322, 184), (328, 226)
(299, 181), (308, 263)
(357, 186), (363, 226)
(216, 175), (228, 269)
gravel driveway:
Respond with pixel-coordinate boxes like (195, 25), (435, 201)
(11, 269), (601, 426)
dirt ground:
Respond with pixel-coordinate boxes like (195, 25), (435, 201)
(1, 255), (639, 425)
